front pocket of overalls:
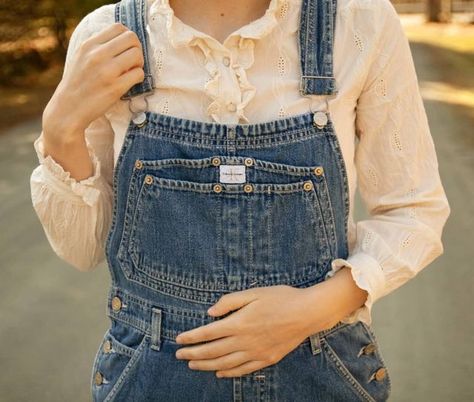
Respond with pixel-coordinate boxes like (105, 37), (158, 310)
(320, 321), (392, 402)
(117, 156), (337, 290)
(91, 321), (149, 402)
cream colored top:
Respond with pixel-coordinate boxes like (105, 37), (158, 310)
(30, 0), (451, 326)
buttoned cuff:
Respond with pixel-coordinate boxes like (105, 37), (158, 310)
(33, 133), (102, 207)
(325, 253), (387, 326)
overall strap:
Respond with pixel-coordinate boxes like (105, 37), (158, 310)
(115, 0), (336, 98)
(115, 0), (155, 99)
(298, 0), (338, 96)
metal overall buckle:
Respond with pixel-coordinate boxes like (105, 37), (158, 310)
(128, 94), (152, 128)
(306, 93), (337, 129)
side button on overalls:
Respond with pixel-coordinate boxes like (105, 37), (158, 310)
(90, 0), (392, 401)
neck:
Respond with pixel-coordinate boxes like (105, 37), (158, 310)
(168, 0), (273, 43)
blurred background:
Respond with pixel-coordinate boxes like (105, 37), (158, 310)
(0, 0), (473, 401)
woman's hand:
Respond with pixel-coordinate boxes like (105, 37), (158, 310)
(43, 22), (145, 144)
(174, 284), (336, 378)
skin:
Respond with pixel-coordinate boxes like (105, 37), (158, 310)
(42, 0), (370, 378)
(169, 0), (274, 44)
(170, 0), (370, 378)
(175, 267), (368, 378)
(42, 23), (145, 181)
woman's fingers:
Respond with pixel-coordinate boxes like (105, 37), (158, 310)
(116, 66), (145, 95)
(103, 29), (143, 58)
(177, 335), (240, 361)
(187, 350), (250, 372)
(90, 22), (129, 45)
(110, 46), (144, 77)
(216, 359), (267, 377)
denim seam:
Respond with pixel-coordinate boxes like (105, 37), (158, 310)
(139, 177), (320, 194)
(116, 168), (144, 279)
(360, 322), (393, 392)
(321, 337), (376, 402)
(134, 127), (330, 149)
(319, 174), (339, 257)
(328, 132), (351, 254)
(135, 156), (324, 175)
(103, 335), (149, 402)
(306, 188), (332, 260)
(104, 130), (135, 283)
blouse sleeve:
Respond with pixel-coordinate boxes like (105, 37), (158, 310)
(29, 5), (116, 272)
(325, 0), (451, 326)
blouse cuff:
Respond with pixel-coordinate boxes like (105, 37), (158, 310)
(325, 253), (387, 326)
(33, 134), (102, 207)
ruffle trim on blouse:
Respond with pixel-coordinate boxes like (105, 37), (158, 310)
(150, 0), (286, 123)
(192, 37), (257, 123)
(33, 134), (102, 207)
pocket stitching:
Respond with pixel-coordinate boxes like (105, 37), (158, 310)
(137, 156), (320, 176)
(319, 174), (338, 257)
(102, 334), (149, 402)
(321, 336), (376, 402)
(359, 322), (392, 393)
(304, 182), (332, 260)
(118, 155), (335, 293)
(117, 173), (148, 278)
(138, 174), (315, 194)
(107, 330), (138, 358)
(91, 329), (110, 393)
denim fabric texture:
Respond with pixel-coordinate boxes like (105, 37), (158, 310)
(90, 0), (392, 400)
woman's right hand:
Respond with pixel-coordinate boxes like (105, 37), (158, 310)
(43, 22), (145, 144)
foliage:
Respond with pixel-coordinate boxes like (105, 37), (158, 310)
(0, 0), (114, 86)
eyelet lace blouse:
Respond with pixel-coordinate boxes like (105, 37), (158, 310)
(29, 0), (451, 326)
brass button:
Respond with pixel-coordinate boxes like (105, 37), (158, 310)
(103, 340), (112, 353)
(243, 184), (253, 193)
(303, 181), (314, 191)
(363, 343), (376, 355)
(111, 296), (122, 311)
(144, 175), (154, 185)
(212, 157), (221, 166)
(134, 160), (143, 169)
(213, 184), (222, 193)
(313, 166), (324, 176)
(94, 371), (104, 385)
(374, 367), (387, 381)
(244, 157), (254, 167)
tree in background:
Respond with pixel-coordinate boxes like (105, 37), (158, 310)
(426, 0), (452, 22)
(0, 0), (111, 86)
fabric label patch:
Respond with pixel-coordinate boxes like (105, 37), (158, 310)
(219, 165), (246, 184)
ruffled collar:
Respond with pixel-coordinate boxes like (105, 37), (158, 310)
(150, 0), (287, 48)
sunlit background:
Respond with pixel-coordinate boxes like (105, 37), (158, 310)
(0, 1), (473, 401)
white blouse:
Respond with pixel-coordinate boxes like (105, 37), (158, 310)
(30, 0), (451, 326)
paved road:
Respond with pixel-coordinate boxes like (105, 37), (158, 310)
(0, 44), (472, 402)
(368, 38), (474, 401)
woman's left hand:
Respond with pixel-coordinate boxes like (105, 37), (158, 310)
(174, 284), (334, 378)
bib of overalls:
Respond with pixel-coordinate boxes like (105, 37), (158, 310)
(89, 1), (392, 401)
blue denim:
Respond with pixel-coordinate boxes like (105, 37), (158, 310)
(90, 0), (392, 401)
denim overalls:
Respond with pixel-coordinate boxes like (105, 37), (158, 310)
(90, 0), (392, 401)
